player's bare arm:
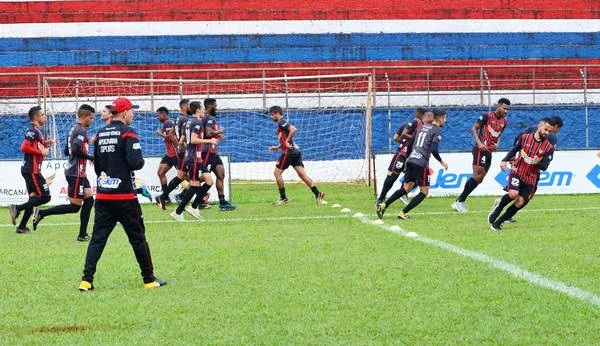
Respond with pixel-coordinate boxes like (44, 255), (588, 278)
(285, 124), (298, 146)
(471, 122), (487, 151)
(191, 132), (219, 145)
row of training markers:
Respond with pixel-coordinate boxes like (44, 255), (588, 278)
(330, 202), (600, 309)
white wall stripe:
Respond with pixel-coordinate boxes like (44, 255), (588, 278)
(1, 20), (599, 38)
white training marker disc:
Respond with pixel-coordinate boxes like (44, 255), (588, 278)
(389, 225), (401, 231)
(331, 204), (341, 208)
(340, 208), (351, 213)
(321, 200), (328, 205)
(372, 219), (384, 225)
(353, 212), (364, 218)
(406, 232), (419, 237)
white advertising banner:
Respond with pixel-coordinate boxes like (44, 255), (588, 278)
(0, 156), (230, 206)
(374, 150), (600, 197)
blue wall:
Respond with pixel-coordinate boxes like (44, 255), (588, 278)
(1, 105), (597, 161)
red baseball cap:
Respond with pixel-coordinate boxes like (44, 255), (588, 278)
(111, 97), (139, 113)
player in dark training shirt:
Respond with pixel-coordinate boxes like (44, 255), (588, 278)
(9, 106), (54, 234)
(156, 99), (190, 209)
(453, 98), (510, 213)
(32, 104), (95, 241)
(170, 101), (218, 221)
(376, 109), (448, 220)
(79, 97), (166, 291)
(488, 121), (555, 231)
(268, 106), (325, 206)
(155, 106), (178, 200)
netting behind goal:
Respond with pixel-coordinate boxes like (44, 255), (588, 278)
(43, 74), (373, 182)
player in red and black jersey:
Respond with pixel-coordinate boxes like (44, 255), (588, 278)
(9, 106), (54, 234)
(377, 107), (427, 206)
(170, 101), (218, 221)
(32, 104), (95, 241)
(487, 121), (554, 231)
(453, 98), (510, 213)
(155, 106), (178, 200)
(268, 105), (325, 206)
(155, 99), (190, 209)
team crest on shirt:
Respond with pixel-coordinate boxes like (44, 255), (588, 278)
(25, 131), (36, 139)
(97, 172), (121, 188)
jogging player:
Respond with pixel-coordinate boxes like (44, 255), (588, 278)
(376, 109), (448, 220)
(376, 107), (426, 206)
(32, 104), (95, 241)
(488, 121), (555, 231)
(156, 99), (190, 209)
(452, 98), (510, 213)
(155, 106), (178, 200)
(9, 106), (54, 234)
(268, 105), (325, 205)
(170, 101), (217, 221)
(79, 97), (166, 291)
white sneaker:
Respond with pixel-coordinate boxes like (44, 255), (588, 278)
(400, 195), (409, 205)
(185, 206), (202, 220)
(170, 211), (185, 222)
(451, 200), (468, 213)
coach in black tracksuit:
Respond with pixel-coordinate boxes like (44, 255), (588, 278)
(79, 97), (166, 290)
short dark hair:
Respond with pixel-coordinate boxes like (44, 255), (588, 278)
(541, 117), (552, 123)
(269, 105), (283, 115)
(78, 104), (95, 117)
(179, 99), (190, 108)
(28, 106), (42, 120)
(498, 98), (511, 106)
(189, 101), (202, 115)
(156, 106), (169, 114)
(549, 116), (563, 128)
(416, 107), (426, 115)
(204, 98), (216, 108)
(432, 109), (446, 119)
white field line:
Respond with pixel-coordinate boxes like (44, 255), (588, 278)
(354, 215), (600, 308)
(1, 206), (598, 228)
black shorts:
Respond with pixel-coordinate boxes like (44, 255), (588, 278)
(387, 150), (407, 174)
(176, 152), (186, 171)
(506, 173), (536, 201)
(160, 155), (178, 168)
(276, 149), (303, 170)
(22, 172), (50, 196)
(66, 175), (91, 199)
(186, 160), (210, 181)
(403, 162), (430, 187)
(472, 145), (492, 170)
(202, 152), (224, 173)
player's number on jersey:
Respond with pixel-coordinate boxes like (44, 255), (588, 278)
(415, 132), (427, 148)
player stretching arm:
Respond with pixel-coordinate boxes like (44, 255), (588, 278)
(268, 106), (325, 206)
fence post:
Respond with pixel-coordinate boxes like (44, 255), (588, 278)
(385, 73), (392, 152)
(580, 67), (589, 148)
(150, 71), (154, 112)
(262, 69), (267, 109)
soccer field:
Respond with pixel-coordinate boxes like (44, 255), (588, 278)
(1, 183), (599, 344)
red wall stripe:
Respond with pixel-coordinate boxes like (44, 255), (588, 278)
(1, 0), (598, 23)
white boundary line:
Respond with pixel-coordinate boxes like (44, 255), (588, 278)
(351, 212), (600, 308)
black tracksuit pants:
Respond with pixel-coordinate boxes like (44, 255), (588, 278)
(82, 199), (155, 284)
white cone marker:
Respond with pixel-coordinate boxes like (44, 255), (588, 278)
(340, 208), (351, 213)
(389, 225), (401, 231)
(406, 232), (419, 237)
(372, 219), (384, 225)
(353, 212), (364, 218)
(321, 200), (328, 205)
(332, 204), (341, 208)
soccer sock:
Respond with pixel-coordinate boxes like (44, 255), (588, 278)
(161, 184), (167, 196)
(191, 195), (202, 209)
(162, 176), (182, 199)
(385, 188), (407, 207)
(378, 174), (399, 201)
(403, 192), (427, 213)
(218, 194), (226, 204)
(495, 204), (522, 225)
(134, 188), (143, 194)
(457, 178), (479, 202)
(197, 183), (212, 201)
(79, 197), (94, 237)
(279, 187), (286, 200)
(310, 186), (320, 198)
(18, 207), (33, 229)
(497, 194), (513, 211)
(176, 186), (200, 214)
(16, 195), (51, 211)
(39, 203), (81, 217)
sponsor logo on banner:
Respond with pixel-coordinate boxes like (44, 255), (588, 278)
(586, 165), (600, 188)
(430, 169), (472, 189)
(494, 170), (573, 187)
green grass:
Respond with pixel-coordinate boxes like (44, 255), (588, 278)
(1, 183), (599, 344)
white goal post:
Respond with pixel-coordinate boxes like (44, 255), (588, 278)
(43, 73), (374, 185)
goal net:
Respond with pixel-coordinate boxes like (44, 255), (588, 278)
(43, 73), (373, 184)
